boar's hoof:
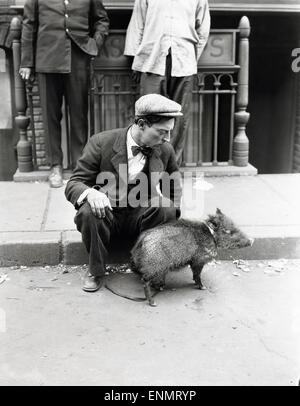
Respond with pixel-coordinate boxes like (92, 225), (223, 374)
(144, 282), (157, 306)
(195, 281), (206, 290)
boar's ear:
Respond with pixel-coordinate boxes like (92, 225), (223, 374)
(208, 215), (219, 230)
(216, 208), (223, 215)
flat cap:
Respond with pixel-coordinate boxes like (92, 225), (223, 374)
(135, 94), (183, 117)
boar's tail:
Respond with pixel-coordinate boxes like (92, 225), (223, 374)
(129, 233), (146, 274)
(130, 232), (145, 258)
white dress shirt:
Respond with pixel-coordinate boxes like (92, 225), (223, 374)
(124, 0), (210, 77)
(127, 127), (147, 183)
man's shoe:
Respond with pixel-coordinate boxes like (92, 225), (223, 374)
(49, 165), (63, 188)
(82, 272), (104, 292)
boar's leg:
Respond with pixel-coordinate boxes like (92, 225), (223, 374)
(151, 275), (166, 291)
(143, 280), (157, 307)
(190, 261), (205, 290)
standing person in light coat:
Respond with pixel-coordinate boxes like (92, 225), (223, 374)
(124, 0), (210, 164)
(19, 0), (109, 187)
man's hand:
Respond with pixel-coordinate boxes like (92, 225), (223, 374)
(19, 68), (32, 81)
(86, 189), (112, 219)
(131, 70), (141, 84)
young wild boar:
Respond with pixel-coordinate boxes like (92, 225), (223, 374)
(130, 208), (254, 306)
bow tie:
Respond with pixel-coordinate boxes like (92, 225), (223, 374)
(131, 145), (153, 158)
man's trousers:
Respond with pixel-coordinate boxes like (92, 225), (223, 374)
(140, 51), (194, 165)
(38, 43), (90, 169)
(75, 202), (180, 276)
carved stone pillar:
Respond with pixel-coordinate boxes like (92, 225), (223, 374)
(10, 16), (33, 172)
(233, 16), (250, 167)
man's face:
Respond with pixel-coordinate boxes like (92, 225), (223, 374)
(139, 118), (175, 147)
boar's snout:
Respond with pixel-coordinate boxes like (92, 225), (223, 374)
(243, 236), (254, 248)
(236, 235), (254, 249)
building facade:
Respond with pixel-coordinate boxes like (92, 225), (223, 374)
(0, 0), (300, 179)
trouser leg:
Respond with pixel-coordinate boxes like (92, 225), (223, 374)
(74, 203), (116, 277)
(38, 73), (64, 167)
(139, 205), (180, 233)
(65, 44), (90, 169)
(123, 199), (181, 239)
(140, 71), (166, 96)
(139, 51), (193, 164)
(167, 71), (193, 165)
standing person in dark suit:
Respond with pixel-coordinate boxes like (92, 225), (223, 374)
(65, 94), (183, 292)
(124, 0), (210, 165)
(19, 0), (109, 187)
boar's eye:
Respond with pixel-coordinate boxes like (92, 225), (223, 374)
(225, 229), (231, 234)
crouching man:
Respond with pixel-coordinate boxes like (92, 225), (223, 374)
(65, 94), (183, 292)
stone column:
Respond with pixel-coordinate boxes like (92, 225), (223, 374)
(10, 16), (33, 172)
(233, 16), (250, 167)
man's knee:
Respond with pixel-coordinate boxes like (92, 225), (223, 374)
(75, 202), (114, 231)
(147, 197), (180, 222)
(154, 206), (180, 223)
(74, 202), (94, 228)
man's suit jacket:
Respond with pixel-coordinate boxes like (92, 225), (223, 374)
(65, 127), (183, 209)
(20, 0), (109, 73)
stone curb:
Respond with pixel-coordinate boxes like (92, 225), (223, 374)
(0, 232), (62, 267)
(62, 231), (88, 266)
(218, 237), (300, 260)
(0, 231), (300, 267)
(61, 231), (132, 265)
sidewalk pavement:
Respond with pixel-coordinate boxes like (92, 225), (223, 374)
(1, 174), (300, 266)
(1, 261), (299, 385)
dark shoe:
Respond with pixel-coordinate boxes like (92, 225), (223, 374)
(82, 272), (104, 292)
(49, 165), (63, 188)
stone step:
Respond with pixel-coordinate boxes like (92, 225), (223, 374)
(1, 231), (299, 267)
